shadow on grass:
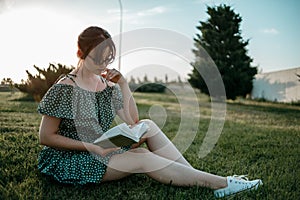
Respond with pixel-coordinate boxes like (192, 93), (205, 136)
(38, 174), (213, 200)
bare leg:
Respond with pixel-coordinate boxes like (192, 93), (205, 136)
(138, 119), (193, 167)
(102, 148), (227, 190)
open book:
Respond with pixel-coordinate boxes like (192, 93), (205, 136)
(94, 122), (149, 148)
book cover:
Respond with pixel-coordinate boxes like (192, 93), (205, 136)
(94, 122), (149, 148)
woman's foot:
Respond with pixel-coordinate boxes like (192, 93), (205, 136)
(214, 175), (263, 198)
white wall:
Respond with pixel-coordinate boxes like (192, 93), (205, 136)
(251, 67), (300, 103)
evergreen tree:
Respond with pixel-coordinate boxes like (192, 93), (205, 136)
(188, 5), (257, 100)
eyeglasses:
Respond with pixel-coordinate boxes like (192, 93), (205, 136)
(87, 54), (112, 66)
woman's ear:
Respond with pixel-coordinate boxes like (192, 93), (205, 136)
(77, 49), (84, 59)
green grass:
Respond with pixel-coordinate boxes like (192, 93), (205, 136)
(0, 91), (299, 199)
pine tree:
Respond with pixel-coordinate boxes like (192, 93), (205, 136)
(188, 5), (257, 100)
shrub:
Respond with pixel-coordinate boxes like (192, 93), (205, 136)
(15, 63), (73, 102)
(130, 82), (166, 93)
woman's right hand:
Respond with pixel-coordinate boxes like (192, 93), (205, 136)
(90, 144), (121, 157)
(102, 68), (125, 84)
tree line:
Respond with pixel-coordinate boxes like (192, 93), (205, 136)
(3, 4), (259, 101)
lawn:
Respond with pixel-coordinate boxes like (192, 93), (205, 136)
(0, 91), (299, 200)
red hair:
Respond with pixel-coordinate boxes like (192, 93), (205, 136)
(77, 26), (116, 63)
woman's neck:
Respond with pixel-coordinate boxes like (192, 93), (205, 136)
(77, 61), (98, 80)
(73, 60), (106, 92)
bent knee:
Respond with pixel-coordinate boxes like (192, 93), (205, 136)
(139, 119), (160, 131)
(139, 119), (156, 126)
(139, 119), (162, 137)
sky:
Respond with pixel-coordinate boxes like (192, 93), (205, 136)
(0, 0), (299, 83)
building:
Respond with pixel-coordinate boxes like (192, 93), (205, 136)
(251, 67), (300, 103)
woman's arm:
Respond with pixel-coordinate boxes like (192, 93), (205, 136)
(105, 68), (139, 125)
(117, 79), (139, 125)
(39, 115), (119, 156)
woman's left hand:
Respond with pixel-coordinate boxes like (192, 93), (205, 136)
(102, 68), (126, 84)
(130, 137), (147, 149)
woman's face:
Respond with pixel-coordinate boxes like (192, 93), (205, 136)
(85, 45), (111, 75)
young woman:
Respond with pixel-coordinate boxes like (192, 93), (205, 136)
(37, 26), (262, 198)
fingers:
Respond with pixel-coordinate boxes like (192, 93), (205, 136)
(114, 147), (122, 151)
(103, 68), (122, 83)
(131, 143), (140, 149)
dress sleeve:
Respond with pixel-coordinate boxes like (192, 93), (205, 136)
(37, 84), (75, 119)
(111, 84), (124, 111)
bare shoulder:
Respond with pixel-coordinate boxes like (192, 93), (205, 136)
(56, 74), (76, 86)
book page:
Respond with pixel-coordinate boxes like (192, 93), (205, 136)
(130, 122), (149, 139)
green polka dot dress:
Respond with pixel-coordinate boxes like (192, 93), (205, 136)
(37, 76), (129, 185)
